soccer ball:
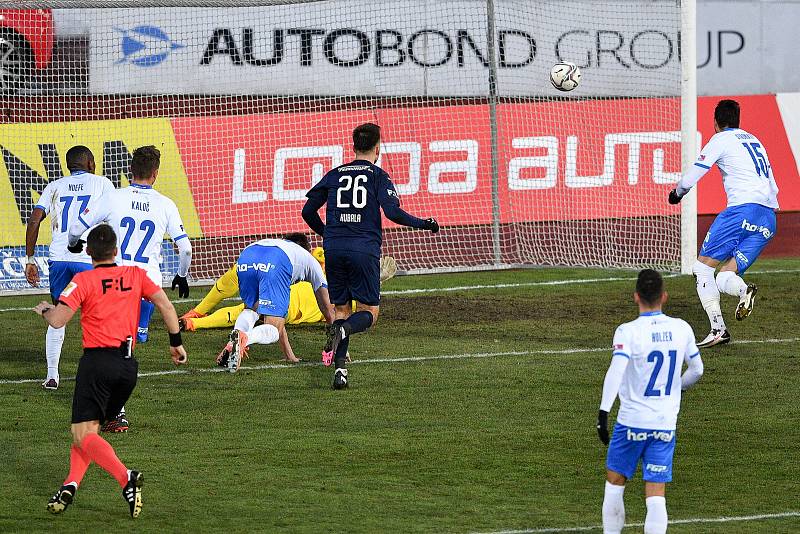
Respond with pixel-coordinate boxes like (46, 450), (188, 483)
(550, 62), (581, 92)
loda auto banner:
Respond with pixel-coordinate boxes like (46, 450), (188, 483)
(0, 94), (797, 289)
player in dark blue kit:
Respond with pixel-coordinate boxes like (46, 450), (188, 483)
(302, 123), (439, 389)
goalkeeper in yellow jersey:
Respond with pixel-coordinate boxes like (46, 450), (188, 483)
(179, 248), (397, 338)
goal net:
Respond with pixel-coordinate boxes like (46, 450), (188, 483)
(0, 0), (686, 293)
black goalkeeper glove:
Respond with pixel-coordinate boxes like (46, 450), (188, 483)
(171, 274), (189, 298)
(668, 189), (684, 205)
(424, 217), (440, 234)
(67, 239), (85, 254)
(596, 410), (610, 445)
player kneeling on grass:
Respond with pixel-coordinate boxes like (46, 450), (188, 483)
(34, 224), (187, 518)
(217, 233), (334, 371)
(180, 249), (396, 354)
(596, 269), (703, 534)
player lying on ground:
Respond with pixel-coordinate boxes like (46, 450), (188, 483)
(302, 122), (439, 390)
(217, 233), (334, 372)
(596, 269), (704, 534)
(180, 249), (395, 335)
(34, 224), (187, 519)
(25, 145), (114, 391)
(669, 99), (778, 348)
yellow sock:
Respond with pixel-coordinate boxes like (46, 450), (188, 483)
(195, 265), (239, 316)
(192, 304), (245, 330)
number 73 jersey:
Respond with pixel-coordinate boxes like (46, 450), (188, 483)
(81, 184), (187, 280)
(612, 312), (699, 431)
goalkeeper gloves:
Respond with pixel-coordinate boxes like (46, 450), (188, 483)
(668, 189), (685, 205)
(67, 239), (85, 254)
(424, 217), (440, 233)
(596, 410), (610, 445)
(171, 274), (189, 298)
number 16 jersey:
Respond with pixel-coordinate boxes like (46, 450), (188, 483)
(612, 312), (700, 431)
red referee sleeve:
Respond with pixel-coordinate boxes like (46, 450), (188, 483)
(58, 276), (86, 311)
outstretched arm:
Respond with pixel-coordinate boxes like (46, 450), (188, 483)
(149, 289), (188, 365)
(34, 301), (76, 328)
(597, 355), (629, 444)
(378, 179), (438, 232)
(25, 208), (46, 287)
(67, 200), (112, 247)
(314, 286), (334, 324)
(278, 325), (299, 362)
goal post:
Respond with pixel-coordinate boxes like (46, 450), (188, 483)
(0, 0), (694, 294)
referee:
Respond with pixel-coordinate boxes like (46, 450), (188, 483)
(34, 224), (187, 518)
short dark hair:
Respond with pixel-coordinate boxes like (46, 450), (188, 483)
(636, 269), (664, 306)
(353, 123), (381, 153)
(131, 145), (161, 179)
(283, 232), (310, 251)
(714, 99), (740, 129)
(86, 224), (117, 261)
(66, 145), (94, 172)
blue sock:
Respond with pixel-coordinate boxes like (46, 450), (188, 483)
(344, 311), (373, 335)
(334, 336), (350, 368)
(138, 299), (155, 334)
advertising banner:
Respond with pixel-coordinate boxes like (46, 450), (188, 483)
(88, 2), (680, 97)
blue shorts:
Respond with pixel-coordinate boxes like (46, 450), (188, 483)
(49, 261), (92, 301)
(700, 203), (776, 273)
(606, 423), (676, 483)
(325, 249), (380, 306)
(236, 245), (292, 317)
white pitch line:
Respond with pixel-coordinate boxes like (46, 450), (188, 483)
(2, 267), (798, 313)
(2, 337), (799, 387)
(471, 511), (800, 534)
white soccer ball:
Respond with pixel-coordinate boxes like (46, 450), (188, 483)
(550, 62), (581, 92)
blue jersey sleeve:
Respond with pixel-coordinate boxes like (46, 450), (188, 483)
(377, 174), (428, 230)
(302, 176), (328, 236)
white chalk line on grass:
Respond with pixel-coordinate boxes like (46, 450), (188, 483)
(2, 336), (799, 387)
(471, 511), (800, 534)
(2, 267), (799, 313)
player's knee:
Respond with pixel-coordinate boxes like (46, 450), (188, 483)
(692, 260), (715, 279)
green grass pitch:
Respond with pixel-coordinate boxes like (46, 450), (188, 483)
(1, 259), (799, 533)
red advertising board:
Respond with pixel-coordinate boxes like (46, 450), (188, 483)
(171, 96), (798, 237)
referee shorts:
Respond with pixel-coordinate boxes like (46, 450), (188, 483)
(71, 348), (138, 425)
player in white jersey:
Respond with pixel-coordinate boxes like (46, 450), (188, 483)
(68, 146), (192, 346)
(25, 146), (115, 390)
(669, 99), (779, 348)
(217, 233), (334, 373)
(596, 270), (704, 534)
(67, 146), (191, 433)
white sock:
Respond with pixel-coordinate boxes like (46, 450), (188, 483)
(45, 325), (65, 381)
(644, 496), (668, 534)
(716, 270), (748, 298)
(233, 309), (259, 333)
(246, 324), (279, 346)
(602, 481), (625, 534)
(693, 261), (725, 331)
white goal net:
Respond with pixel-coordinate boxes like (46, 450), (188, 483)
(0, 0), (686, 293)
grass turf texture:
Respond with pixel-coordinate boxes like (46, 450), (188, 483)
(1, 259), (799, 533)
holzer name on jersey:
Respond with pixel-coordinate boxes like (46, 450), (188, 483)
(131, 201), (150, 212)
(340, 213), (362, 223)
(651, 331), (673, 342)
